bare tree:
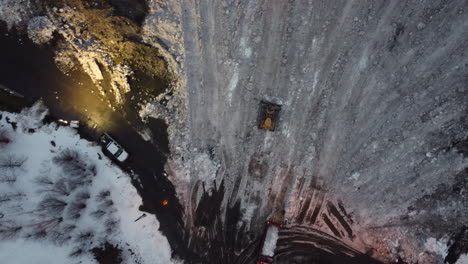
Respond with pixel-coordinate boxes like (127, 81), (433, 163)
(69, 202), (86, 212)
(0, 154), (26, 184)
(0, 223), (22, 239)
(66, 202), (86, 220)
(0, 154), (27, 169)
(0, 193), (25, 203)
(69, 247), (86, 258)
(26, 229), (47, 240)
(62, 224), (76, 234)
(103, 199), (114, 207)
(35, 175), (54, 186)
(75, 191), (90, 202)
(53, 149), (96, 190)
(74, 229), (94, 243)
(53, 149), (80, 165)
(105, 218), (119, 233)
(96, 190), (111, 201)
(36, 197), (67, 215)
(36, 177), (72, 196)
(29, 217), (63, 232)
(49, 230), (72, 244)
(54, 178), (72, 196)
(0, 171), (17, 183)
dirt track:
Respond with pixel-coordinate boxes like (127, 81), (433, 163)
(146, 1), (468, 263)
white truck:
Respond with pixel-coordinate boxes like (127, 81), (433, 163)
(257, 221), (282, 264)
(99, 133), (129, 162)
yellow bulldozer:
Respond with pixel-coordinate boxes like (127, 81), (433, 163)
(258, 101), (282, 131)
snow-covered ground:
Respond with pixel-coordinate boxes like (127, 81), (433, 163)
(0, 102), (176, 264)
(456, 254), (468, 264)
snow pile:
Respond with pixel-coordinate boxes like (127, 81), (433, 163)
(0, 0), (32, 30)
(27, 16), (56, 44)
(143, 0), (184, 68)
(261, 224), (279, 257)
(424, 237), (449, 258)
(456, 254), (468, 264)
(0, 102), (175, 264)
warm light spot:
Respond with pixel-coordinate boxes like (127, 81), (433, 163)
(162, 200), (169, 206)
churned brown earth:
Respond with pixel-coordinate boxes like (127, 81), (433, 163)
(140, 1), (468, 263)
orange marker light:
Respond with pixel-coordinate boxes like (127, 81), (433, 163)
(162, 200), (169, 206)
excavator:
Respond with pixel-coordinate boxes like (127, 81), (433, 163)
(258, 101), (282, 131)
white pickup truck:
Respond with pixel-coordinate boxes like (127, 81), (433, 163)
(257, 221), (282, 264)
(99, 133), (129, 162)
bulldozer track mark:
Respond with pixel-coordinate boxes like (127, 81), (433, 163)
(309, 191), (325, 225)
(327, 201), (353, 239)
(296, 195), (312, 223)
(322, 213), (342, 238)
(337, 199), (354, 225)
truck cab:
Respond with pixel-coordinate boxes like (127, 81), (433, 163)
(99, 133), (129, 162)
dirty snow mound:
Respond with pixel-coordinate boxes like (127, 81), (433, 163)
(27, 16), (56, 44)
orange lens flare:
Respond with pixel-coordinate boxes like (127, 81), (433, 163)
(162, 200), (169, 206)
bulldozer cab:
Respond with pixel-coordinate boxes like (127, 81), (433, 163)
(258, 101), (282, 131)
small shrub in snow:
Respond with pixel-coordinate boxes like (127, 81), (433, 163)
(103, 199), (114, 207)
(68, 212), (81, 220)
(49, 230), (72, 244)
(69, 247), (86, 258)
(96, 189), (111, 201)
(24, 230), (46, 240)
(0, 154), (27, 169)
(53, 149), (80, 164)
(105, 218), (119, 233)
(90, 209), (106, 219)
(75, 190), (91, 202)
(62, 224), (77, 234)
(74, 230), (94, 243)
(89, 164), (97, 176)
(66, 202), (86, 220)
